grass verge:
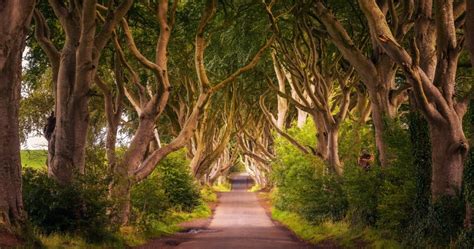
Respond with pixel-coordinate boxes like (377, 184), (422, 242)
(121, 201), (212, 247)
(211, 182), (231, 192)
(271, 208), (401, 249)
(248, 184), (262, 192)
(21, 150), (47, 169)
(38, 194), (214, 248)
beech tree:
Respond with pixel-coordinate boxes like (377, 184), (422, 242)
(189, 92), (237, 180)
(94, 0), (273, 225)
(33, 0), (133, 184)
(238, 122), (274, 187)
(261, 2), (357, 174)
(0, 0), (36, 240)
(358, 0), (471, 199)
(310, 0), (413, 167)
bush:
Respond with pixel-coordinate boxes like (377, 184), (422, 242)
(454, 229), (474, 249)
(271, 121), (348, 223)
(22, 168), (110, 242)
(376, 117), (418, 234)
(131, 149), (200, 230)
(157, 150), (200, 211)
(342, 163), (381, 226)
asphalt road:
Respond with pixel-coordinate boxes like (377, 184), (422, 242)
(173, 174), (311, 249)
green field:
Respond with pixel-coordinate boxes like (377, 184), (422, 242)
(21, 150), (47, 169)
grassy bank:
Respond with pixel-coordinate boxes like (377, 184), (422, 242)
(212, 182), (231, 192)
(120, 200), (212, 247)
(21, 150), (47, 169)
(38, 197), (214, 248)
(271, 208), (401, 249)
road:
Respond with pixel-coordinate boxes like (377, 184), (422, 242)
(167, 174), (311, 249)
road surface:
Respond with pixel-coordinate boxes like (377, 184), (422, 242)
(163, 173), (311, 249)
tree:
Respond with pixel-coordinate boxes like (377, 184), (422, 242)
(262, 2), (356, 174)
(34, 0), (133, 184)
(467, 0), (474, 67)
(364, 0), (470, 199)
(99, 0), (273, 225)
(189, 90), (237, 180)
(311, 0), (412, 167)
(0, 0), (36, 240)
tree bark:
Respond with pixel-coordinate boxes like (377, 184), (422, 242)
(327, 127), (342, 175)
(271, 51), (288, 130)
(0, 0), (35, 239)
(429, 121), (466, 197)
(467, 0), (474, 66)
(311, 112), (329, 160)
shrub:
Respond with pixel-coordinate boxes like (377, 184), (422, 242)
(271, 121), (348, 223)
(406, 196), (465, 248)
(376, 117), (418, 234)
(343, 163), (381, 226)
(156, 150), (200, 211)
(22, 168), (110, 242)
(454, 229), (474, 249)
(131, 149), (200, 230)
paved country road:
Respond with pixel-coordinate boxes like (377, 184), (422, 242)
(138, 173), (313, 249)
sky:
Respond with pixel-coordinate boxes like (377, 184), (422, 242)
(23, 136), (48, 150)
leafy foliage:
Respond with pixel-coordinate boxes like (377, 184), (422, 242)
(270, 115), (472, 247)
(131, 149), (200, 231)
(272, 121), (348, 222)
(22, 168), (110, 242)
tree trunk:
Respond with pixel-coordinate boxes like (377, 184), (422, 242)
(429, 121), (467, 199)
(370, 102), (388, 167)
(108, 117), (155, 225)
(312, 112), (329, 160)
(108, 161), (132, 226)
(0, 0), (35, 239)
(466, 0), (474, 66)
(40, 0), (133, 184)
(271, 51), (288, 130)
(327, 127), (342, 175)
(367, 69), (398, 167)
(296, 110), (308, 128)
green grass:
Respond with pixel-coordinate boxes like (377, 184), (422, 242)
(122, 201), (212, 247)
(21, 150), (47, 169)
(271, 209), (401, 249)
(200, 186), (218, 202)
(37, 201), (213, 249)
(212, 182), (231, 192)
(248, 184), (262, 192)
(37, 234), (125, 249)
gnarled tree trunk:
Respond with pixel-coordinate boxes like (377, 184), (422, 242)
(35, 0), (133, 184)
(430, 121), (466, 197)
(0, 0), (35, 240)
(367, 0), (469, 199)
